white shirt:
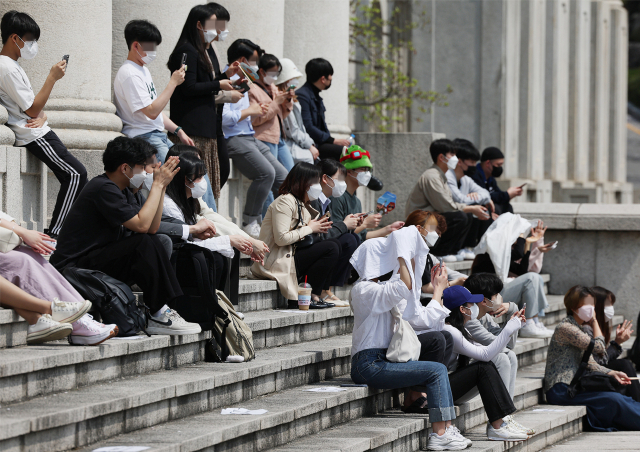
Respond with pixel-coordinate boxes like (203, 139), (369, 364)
(114, 61), (164, 137)
(350, 275), (412, 357)
(397, 298), (450, 335)
(0, 56), (50, 146)
(162, 195), (234, 258)
(443, 317), (522, 370)
(445, 169), (491, 205)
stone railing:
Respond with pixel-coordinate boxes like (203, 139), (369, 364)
(512, 202), (640, 324)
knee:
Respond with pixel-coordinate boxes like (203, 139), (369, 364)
(343, 233), (359, 252)
(258, 165), (276, 183)
(325, 241), (340, 257)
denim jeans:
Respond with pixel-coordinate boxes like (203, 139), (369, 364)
(138, 130), (217, 211)
(351, 349), (456, 422)
(262, 138), (294, 171)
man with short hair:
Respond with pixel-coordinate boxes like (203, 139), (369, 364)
(471, 147), (522, 214)
(405, 139), (490, 261)
(0, 11), (87, 238)
(51, 137), (201, 336)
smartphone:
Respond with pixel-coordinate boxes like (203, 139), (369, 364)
(288, 84), (297, 91)
(522, 303), (526, 313)
(438, 257), (444, 275)
(62, 54), (69, 68)
(550, 241), (559, 250)
(181, 53), (188, 70)
(519, 183), (527, 189)
(323, 211), (331, 219)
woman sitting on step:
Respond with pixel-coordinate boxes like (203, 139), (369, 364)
(0, 210), (111, 345)
(441, 285), (534, 441)
(349, 226), (471, 451)
(545, 285), (640, 431)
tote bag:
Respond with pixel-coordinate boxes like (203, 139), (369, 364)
(386, 306), (421, 363)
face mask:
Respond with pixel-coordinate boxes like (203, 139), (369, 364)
(17, 37), (38, 60)
(307, 183), (323, 201)
(604, 306), (615, 321)
(218, 29), (229, 41)
(486, 294), (503, 311)
(491, 165), (503, 178)
(124, 165), (146, 189)
(463, 304), (479, 321)
(446, 155), (459, 171)
(264, 73), (278, 85)
(143, 171), (154, 190)
(327, 176), (347, 198)
(323, 78), (332, 90)
(250, 64), (259, 73)
(137, 48), (156, 65)
(202, 28), (217, 43)
(187, 178), (207, 198)
(353, 171), (372, 187)
(575, 305), (594, 323)
(464, 165), (477, 177)
(424, 230), (439, 247)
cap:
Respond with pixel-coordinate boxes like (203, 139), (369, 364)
(442, 286), (484, 310)
(340, 145), (373, 170)
(481, 146), (505, 162)
(276, 58), (303, 85)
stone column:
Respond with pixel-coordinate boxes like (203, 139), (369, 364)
(591, 0), (611, 182)
(502, 0), (522, 179)
(610, 2), (628, 185)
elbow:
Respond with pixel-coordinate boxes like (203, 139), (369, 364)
(149, 225), (160, 235)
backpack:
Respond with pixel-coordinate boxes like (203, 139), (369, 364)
(215, 289), (255, 362)
(62, 267), (150, 337)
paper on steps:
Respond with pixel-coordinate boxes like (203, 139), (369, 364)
(304, 386), (348, 392)
(221, 408), (268, 415)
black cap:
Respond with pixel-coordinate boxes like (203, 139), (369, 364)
(481, 146), (505, 162)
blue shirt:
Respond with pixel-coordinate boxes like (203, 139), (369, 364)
(222, 91), (255, 138)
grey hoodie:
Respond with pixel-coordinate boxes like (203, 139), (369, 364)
(464, 302), (519, 351)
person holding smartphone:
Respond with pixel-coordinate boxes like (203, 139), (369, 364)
(470, 147), (523, 215)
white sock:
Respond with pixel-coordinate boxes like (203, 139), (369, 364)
(153, 305), (169, 318)
(525, 318), (534, 325)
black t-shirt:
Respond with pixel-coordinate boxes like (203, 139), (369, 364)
(421, 255), (435, 286)
(51, 174), (141, 269)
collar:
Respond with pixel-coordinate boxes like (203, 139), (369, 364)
(318, 193), (331, 214)
(307, 81), (322, 98)
(432, 163), (447, 180)
(476, 162), (489, 183)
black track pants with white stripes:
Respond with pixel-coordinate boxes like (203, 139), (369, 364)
(25, 131), (87, 235)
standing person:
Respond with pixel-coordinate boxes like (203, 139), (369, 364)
(544, 285), (640, 431)
(471, 147), (523, 215)
(167, 5), (238, 209)
(0, 11), (87, 238)
(222, 39), (286, 239)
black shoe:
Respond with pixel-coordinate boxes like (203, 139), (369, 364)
(287, 299), (298, 309)
(367, 176), (383, 191)
(316, 299), (336, 308)
(310, 301), (330, 309)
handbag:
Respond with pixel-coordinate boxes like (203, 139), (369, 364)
(293, 200), (316, 250)
(567, 339), (619, 398)
(0, 225), (22, 253)
(386, 306), (421, 363)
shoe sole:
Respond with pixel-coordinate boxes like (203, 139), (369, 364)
(146, 326), (202, 335)
(27, 324), (73, 344)
(54, 300), (92, 324)
(69, 326), (119, 346)
(427, 441), (468, 451)
(486, 434), (529, 441)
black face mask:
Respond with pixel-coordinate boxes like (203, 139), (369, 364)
(491, 166), (503, 178)
(464, 166), (477, 177)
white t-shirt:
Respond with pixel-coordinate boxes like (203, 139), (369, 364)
(113, 60), (164, 137)
(0, 56), (50, 146)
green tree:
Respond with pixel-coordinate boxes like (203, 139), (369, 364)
(349, 0), (451, 133)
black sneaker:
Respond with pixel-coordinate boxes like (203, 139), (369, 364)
(316, 299), (336, 308)
(367, 176), (384, 191)
(310, 301), (330, 309)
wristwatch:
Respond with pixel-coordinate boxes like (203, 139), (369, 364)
(174, 126), (183, 135)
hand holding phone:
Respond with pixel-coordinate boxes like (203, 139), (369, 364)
(62, 54), (69, 70)
(181, 53), (188, 71)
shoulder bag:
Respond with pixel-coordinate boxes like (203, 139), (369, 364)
(567, 339), (618, 398)
(386, 306), (421, 363)
(293, 200), (315, 250)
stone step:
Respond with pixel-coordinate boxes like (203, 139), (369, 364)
(0, 308), (354, 405)
(541, 431), (640, 451)
(0, 335), (353, 452)
(0, 308), (26, 349)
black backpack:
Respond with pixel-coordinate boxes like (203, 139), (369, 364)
(62, 267), (150, 337)
(169, 243), (232, 362)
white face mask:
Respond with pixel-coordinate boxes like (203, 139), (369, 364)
(307, 183), (323, 201)
(486, 294), (503, 311)
(425, 230), (439, 247)
(137, 49), (156, 65)
(353, 171), (372, 187)
(187, 178), (207, 198)
(326, 176), (347, 198)
(202, 28), (217, 43)
(125, 165), (146, 189)
(17, 37), (38, 60)
(604, 306), (615, 321)
(575, 305), (595, 323)
(264, 72), (278, 85)
(143, 171), (154, 190)
(446, 155), (459, 171)
(463, 304), (479, 321)
(218, 29), (229, 41)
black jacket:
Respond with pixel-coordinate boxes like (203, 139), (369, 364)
(296, 81), (333, 146)
(168, 42), (220, 139)
(471, 163), (511, 206)
(309, 198), (349, 240)
(207, 46), (226, 139)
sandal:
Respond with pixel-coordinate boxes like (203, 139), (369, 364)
(401, 396), (429, 414)
(322, 294), (348, 307)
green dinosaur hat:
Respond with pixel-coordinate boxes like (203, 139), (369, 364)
(339, 145), (373, 170)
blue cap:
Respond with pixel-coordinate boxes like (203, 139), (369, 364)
(442, 286), (484, 310)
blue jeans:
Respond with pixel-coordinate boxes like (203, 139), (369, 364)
(138, 130), (217, 211)
(262, 138), (294, 171)
(351, 349), (456, 422)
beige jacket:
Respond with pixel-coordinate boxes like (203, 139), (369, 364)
(405, 164), (467, 216)
(250, 194), (319, 300)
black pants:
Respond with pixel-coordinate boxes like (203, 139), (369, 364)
(449, 361), (516, 423)
(608, 358), (640, 402)
(76, 234), (183, 312)
(329, 233), (361, 287)
(418, 330), (454, 365)
(430, 211), (473, 256)
(318, 143), (344, 161)
(463, 216), (493, 249)
(217, 132), (230, 189)
(494, 201), (513, 215)
(295, 239), (341, 296)
(25, 131), (87, 235)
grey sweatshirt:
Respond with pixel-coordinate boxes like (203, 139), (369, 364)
(464, 302), (519, 351)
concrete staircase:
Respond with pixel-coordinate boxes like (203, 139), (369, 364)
(0, 261), (628, 452)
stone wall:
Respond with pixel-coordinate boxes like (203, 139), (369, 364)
(513, 202), (640, 325)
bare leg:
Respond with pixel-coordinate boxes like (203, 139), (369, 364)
(432, 421), (446, 436)
(0, 275), (52, 316)
(10, 307), (41, 325)
(491, 419), (504, 429)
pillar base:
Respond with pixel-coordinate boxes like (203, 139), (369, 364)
(499, 178), (634, 204)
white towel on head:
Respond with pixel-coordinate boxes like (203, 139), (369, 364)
(349, 226), (430, 321)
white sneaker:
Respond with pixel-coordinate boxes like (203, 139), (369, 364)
(441, 255), (458, 263)
(457, 248), (476, 260)
(50, 298), (91, 324)
(427, 429), (468, 450)
(518, 320), (551, 338)
(447, 425), (472, 447)
(68, 314), (118, 346)
(534, 318), (554, 337)
(242, 220), (261, 239)
(504, 415), (535, 436)
(147, 308), (202, 335)
(486, 421), (529, 441)
(27, 314), (73, 344)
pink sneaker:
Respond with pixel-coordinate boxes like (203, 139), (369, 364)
(69, 314), (118, 346)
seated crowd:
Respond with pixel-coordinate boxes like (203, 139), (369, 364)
(0, 6), (638, 452)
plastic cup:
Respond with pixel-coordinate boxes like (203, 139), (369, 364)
(298, 283), (312, 311)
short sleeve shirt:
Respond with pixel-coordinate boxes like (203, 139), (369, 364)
(0, 56), (50, 146)
(50, 174), (141, 269)
(113, 61), (164, 137)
